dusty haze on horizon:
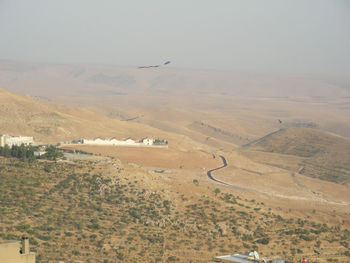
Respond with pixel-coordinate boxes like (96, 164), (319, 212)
(0, 0), (349, 76)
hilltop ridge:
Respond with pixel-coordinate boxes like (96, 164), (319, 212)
(0, 88), (171, 145)
(241, 127), (350, 185)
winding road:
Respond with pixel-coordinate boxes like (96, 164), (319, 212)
(207, 155), (246, 190)
(206, 155), (349, 206)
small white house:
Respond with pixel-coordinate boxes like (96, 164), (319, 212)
(143, 138), (154, 145)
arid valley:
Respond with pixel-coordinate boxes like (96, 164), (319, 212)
(0, 60), (349, 262)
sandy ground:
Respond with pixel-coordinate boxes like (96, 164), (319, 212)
(202, 151), (350, 221)
(69, 144), (350, 211)
(70, 144), (222, 170)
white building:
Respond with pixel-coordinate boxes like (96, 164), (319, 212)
(0, 237), (35, 263)
(142, 138), (154, 145)
(0, 135), (34, 147)
(82, 137), (139, 146)
(79, 137), (162, 147)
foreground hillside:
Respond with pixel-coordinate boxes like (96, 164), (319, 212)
(0, 157), (349, 262)
(241, 127), (350, 185)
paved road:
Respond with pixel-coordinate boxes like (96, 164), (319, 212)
(207, 156), (350, 206)
(207, 155), (246, 190)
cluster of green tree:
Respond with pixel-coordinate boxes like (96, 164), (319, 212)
(0, 144), (64, 161)
(41, 145), (64, 161)
(61, 148), (92, 155)
(0, 144), (35, 161)
(75, 149), (93, 155)
(154, 139), (168, 145)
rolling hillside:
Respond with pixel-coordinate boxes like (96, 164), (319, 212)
(1, 60), (350, 100)
(1, 60), (350, 142)
(241, 127), (350, 185)
(0, 61), (349, 262)
(0, 157), (349, 263)
(0, 88), (181, 146)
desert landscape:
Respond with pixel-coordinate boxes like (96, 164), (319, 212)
(0, 59), (349, 262)
(1, 2), (350, 263)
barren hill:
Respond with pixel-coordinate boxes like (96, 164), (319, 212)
(0, 88), (179, 145)
(241, 127), (350, 185)
(1, 60), (350, 100)
(0, 61), (349, 262)
(1, 59), (350, 142)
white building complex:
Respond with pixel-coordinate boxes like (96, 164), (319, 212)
(0, 135), (34, 147)
(81, 137), (155, 146)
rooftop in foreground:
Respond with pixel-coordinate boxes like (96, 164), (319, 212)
(213, 251), (275, 263)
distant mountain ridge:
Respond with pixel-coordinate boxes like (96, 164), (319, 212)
(1, 59), (350, 141)
(1, 59), (350, 99)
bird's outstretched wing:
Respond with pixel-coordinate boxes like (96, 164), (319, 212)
(138, 61), (171, 69)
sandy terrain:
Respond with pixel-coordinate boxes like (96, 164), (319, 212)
(70, 144), (221, 170)
(0, 60), (349, 261)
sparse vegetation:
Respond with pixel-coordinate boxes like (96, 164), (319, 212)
(153, 139), (168, 145)
(241, 127), (350, 185)
(41, 145), (63, 160)
(0, 158), (348, 262)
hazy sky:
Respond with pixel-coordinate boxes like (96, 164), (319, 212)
(0, 0), (349, 75)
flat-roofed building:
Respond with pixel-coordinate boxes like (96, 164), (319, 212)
(0, 237), (35, 263)
(213, 251), (266, 263)
(0, 135), (34, 147)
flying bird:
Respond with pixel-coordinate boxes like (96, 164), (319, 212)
(138, 61), (171, 69)
(278, 119), (282, 124)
